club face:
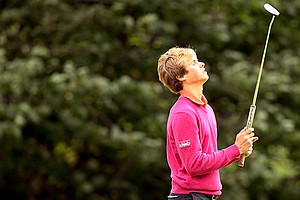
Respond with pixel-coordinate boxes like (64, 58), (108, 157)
(264, 3), (280, 16)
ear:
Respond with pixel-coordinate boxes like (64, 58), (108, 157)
(176, 75), (186, 81)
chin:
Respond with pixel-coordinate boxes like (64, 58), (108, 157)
(203, 76), (209, 84)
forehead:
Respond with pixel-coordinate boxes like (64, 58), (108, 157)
(188, 49), (198, 60)
(188, 49), (196, 55)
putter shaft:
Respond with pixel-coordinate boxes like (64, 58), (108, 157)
(238, 15), (276, 168)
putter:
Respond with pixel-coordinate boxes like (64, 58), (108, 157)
(238, 3), (280, 168)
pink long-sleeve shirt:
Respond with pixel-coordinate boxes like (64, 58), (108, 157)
(167, 90), (240, 195)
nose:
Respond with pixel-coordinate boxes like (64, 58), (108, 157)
(199, 62), (205, 68)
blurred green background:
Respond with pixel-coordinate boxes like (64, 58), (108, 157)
(0, 0), (300, 199)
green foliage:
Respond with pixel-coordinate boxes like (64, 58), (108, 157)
(1, 0), (300, 199)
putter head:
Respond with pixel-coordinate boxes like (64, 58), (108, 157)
(264, 3), (280, 16)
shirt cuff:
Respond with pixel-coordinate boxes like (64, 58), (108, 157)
(227, 144), (241, 160)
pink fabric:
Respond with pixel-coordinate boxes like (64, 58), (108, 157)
(166, 95), (240, 195)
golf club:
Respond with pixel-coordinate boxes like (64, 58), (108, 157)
(238, 3), (280, 168)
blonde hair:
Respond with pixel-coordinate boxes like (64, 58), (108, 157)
(157, 47), (194, 93)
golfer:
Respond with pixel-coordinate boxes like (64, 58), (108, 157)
(157, 47), (259, 200)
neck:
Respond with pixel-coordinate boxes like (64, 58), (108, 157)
(183, 84), (203, 99)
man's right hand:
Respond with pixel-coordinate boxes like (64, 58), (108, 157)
(235, 127), (259, 156)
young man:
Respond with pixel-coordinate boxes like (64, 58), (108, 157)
(157, 47), (259, 200)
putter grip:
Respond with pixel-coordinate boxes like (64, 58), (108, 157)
(238, 105), (256, 168)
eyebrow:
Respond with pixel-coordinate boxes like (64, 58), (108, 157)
(192, 56), (198, 62)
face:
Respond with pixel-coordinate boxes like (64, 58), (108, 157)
(182, 51), (209, 85)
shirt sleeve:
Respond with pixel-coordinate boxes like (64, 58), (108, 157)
(171, 111), (240, 176)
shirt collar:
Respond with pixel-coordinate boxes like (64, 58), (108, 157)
(179, 89), (208, 106)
